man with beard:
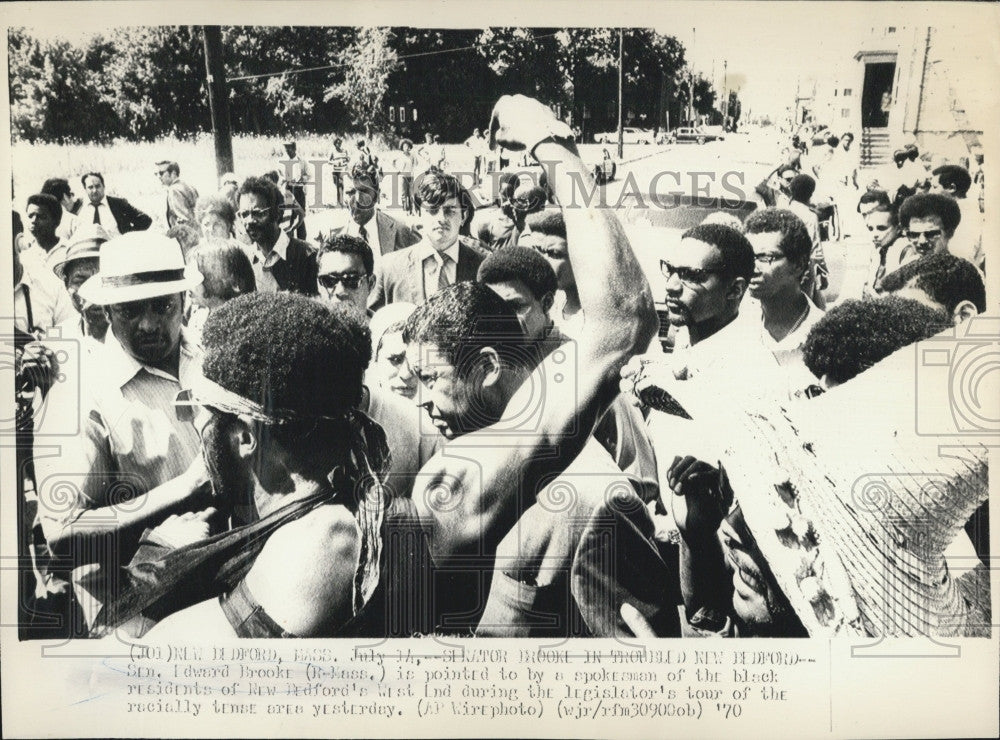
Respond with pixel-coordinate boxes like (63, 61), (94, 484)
(393, 95), (673, 637)
(237, 176), (318, 295)
(96, 292), (389, 638)
(33, 232), (206, 633)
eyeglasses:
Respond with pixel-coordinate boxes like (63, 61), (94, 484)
(532, 244), (567, 260)
(660, 260), (721, 285)
(905, 228), (943, 242)
(753, 253), (785, 265)
(155, 169), (170, 177)
(109, 295), (179, 321)
(423, 206), (462, 218)
(318, 272), (367, 290)
(237, 207), (272, 221)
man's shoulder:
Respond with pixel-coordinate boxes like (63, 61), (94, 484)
(458, 238), (490, 262)
(287, 236), (319, 257)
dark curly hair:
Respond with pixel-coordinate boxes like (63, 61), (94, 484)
(878, 252), (986, 314)
(202, 292), (371, 419)
(237, 176), (283, 212)
(803, 296), (949, 385)
(744, 208), (813, 266)
(26, 193), (62, 225)
(318, 232), (375, 276)
(680, 223), (755, 282)
(788, 173), (816, 203)
(402, 281), (528, 378)
(477, 246), (558, 302)
(898, 193), (962, 236)
(525, 209), (566, 241)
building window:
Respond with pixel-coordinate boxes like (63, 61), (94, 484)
(389, 106), (396, 122)
(843, 88), (852, 96)
(842, 108), (850, 118)
(412, 108), (418, 122)
(399, 106), (406, 123)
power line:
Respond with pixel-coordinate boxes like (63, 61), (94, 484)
(227, 31), (562, 83)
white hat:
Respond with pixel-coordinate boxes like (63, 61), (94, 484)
(78, 231), (203, 305)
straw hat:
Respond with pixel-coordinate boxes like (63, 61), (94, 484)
(78, 231), (203, 305)
(666, 323), (993, 637)
(52, 223), (111, 280)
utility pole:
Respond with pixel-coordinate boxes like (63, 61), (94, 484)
(202, 26), (234, 178)
(722, 59), (728, 124)
(617, 28), (624, 159)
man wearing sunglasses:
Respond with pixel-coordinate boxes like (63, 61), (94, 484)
(896, 192), (962, 267)
(155, 160), (198, 229)
(33, 232), (208, 634)
(316, 233), (376, 314)
(368, 169), (488, 310)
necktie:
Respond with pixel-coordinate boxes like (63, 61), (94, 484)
(92, 204), (101, 225)
(358, 223), (369, 246)
(437, 252), (451, 293)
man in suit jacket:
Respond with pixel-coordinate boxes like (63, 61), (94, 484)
(368, 170), (487, 310)
(329, 165), (419, 260)
(237, 176), (318, 296)
(155, 160), (199, 228)
(80, 172), (153, 235)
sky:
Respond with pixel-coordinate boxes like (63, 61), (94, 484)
(8, 1), (997, 120)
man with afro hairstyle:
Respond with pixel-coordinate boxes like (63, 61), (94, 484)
(98, 291), (389, 638)
(802, 296), (949, 388)
(878, 251), (986, 325)
(897, 192), (962, 265)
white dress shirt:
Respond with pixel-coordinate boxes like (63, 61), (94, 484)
(84, 199), (121, 236)
(249, 230), (290, 293)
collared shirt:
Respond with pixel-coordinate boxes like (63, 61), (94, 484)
(84, 198), (121, 236)
(417, 238), (459, 294)
(13, 256), (75, 334)
(250, 230), (290, 293)
(34, 329), (202, 627)
(19, 238), (67, 275)
(343, 211), (385, 267)
(738, 294), (825, 369)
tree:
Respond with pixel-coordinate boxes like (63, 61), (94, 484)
(325, 27), (399, 137)
(9, 28), (115, 143)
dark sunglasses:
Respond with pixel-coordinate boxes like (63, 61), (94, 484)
(318, 272), (367, 290)
(660, 260), (721, 285)
(109, 295), (179, 321)
(905, 229), (943, 241)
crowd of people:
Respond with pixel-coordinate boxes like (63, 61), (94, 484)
(11, 94), (990, 641)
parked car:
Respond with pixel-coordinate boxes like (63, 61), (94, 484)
(593, 127), (654, 144)
(672, 126), (723, 144)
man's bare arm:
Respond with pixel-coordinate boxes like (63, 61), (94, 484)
(417, 96), (657, 557)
